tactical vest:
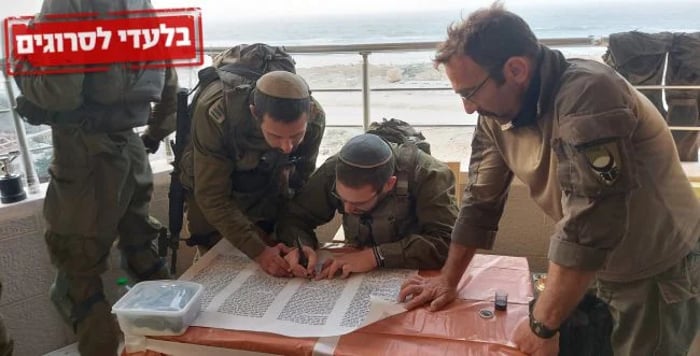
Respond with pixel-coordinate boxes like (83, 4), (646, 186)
(216, 83), (302, 223)
(50, 0), (166, 132)
(340, 144), (420, 247)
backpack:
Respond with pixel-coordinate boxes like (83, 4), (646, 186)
(186, 43), (296, 118)
(366, 118), (431, 155)
(174, 43), (296, 167)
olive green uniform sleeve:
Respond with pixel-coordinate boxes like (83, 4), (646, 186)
(191, 83), (266, 258)
(549, 72), (639, 271)
(144, 67), (179, 141)
(276, 157), (338, 249)
(15, 0), (85, 111)
(291, 97), (326, 186)
(451, 117), (514, 250)
(378, 151), (457, 270)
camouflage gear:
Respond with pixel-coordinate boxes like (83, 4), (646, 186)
(604, 31), (700, 161)
(277, 144), (457, 270)
(15, 1), (178, 355)
(456, 46), (700, 354)
(143, 66), (180, 141)
(0, 281), (12, 356)
(180, 80), (325, 259)
(44, 128), (171, 356)
(367, 118), (431, 154)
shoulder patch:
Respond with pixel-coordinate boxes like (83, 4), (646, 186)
(208, 99), (226, 125)
(582, 142), (621, 186)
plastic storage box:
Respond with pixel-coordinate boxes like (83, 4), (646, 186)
(112, 280), (204, 336)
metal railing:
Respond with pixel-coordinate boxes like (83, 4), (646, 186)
(206, 37), (608, 129)
(3, 37), (700, 189)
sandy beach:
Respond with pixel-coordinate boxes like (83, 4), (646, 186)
(293, 53), (605, 162)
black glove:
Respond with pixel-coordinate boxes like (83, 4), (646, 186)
(141, 133), (160, 154)
(15, 95), (52, 126)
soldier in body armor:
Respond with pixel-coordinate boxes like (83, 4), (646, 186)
(13, 1), (178, 355)
(179, 70), (325, 277)
(278, 133), (457, 279)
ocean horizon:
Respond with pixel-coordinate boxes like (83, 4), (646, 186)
(203, 3), (700, 47)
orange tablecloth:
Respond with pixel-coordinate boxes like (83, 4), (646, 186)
(124, 254), (532, 356)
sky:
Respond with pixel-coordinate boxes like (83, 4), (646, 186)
(2, 0), (695, 22)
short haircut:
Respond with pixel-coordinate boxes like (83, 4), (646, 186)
(252, 90), (310, 123)
(434, 1), (539, 83)
(336, 154), (396, 193)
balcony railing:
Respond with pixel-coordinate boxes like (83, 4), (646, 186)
(3, 37), (700, 188)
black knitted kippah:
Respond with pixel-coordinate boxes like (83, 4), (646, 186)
(338, 134), (392, 168)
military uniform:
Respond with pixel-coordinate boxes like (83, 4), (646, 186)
(277, 143), (457, 270)
(0, 281), (12, 356)
(179, 79), (325, 258)
(15, 1), (177, 355)
(455, 46), (700, 354)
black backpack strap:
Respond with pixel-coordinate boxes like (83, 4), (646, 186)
(217, 63), (264, 82)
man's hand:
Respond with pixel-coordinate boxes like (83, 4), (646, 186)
(512, 317), (559, 356)
(284, 245), (317, 278)
(141, 133), (160, 154)
(254, 243), (292, 277)
(316, 249), (377, 279)
(397, 274), (457, 311)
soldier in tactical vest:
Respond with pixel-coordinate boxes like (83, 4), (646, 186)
(179, 70), (325, 277)
(13, 1), (177, 355)
(277, 133), (457, 279)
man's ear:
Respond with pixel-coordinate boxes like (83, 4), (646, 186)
(384, 175), (398, 192)
(503, 56), (531, 86)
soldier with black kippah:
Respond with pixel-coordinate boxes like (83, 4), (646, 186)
(277, 133), (458, 279)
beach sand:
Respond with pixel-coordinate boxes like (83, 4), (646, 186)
(297, 54), (604, 162)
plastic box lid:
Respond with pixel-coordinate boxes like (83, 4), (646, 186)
(112, 280), (203, 316)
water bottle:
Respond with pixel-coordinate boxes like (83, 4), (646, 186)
(116, 277), (132, 299)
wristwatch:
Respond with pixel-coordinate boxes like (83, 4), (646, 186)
(528, 299), (559, 339)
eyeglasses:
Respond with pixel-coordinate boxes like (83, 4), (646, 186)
(458, 75), (490, 103)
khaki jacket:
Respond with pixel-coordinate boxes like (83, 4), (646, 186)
(454, 46), (700, 281)
(180, 80), (325, 258)
(277, 144), (457, 270)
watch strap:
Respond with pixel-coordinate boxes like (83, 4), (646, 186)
(528, 299), (559, 339)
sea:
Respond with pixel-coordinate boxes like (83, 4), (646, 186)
(199, 1), (700, 68)
(171, 1), (700, 128)
(2, 1), (700, 174)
